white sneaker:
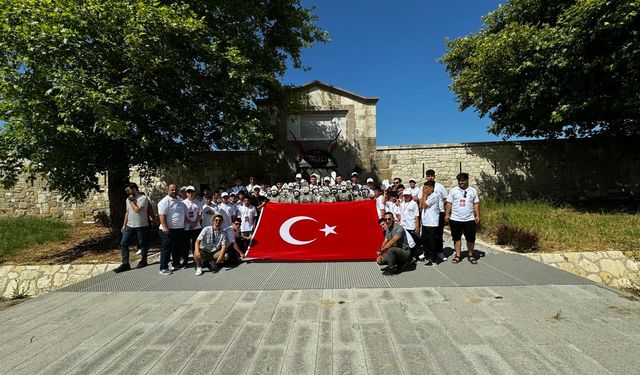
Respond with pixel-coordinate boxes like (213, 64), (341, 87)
(195, 267), (203, 276)
(438, 252), (447, 261)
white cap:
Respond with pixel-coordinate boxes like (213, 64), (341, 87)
(253, 186), (261, 191)
(323, 176), (331, 181)
(295, 173), (302, 179)
(409, 178), (416, 183)
(311, 173), (319, 178)
(351, 172), (358, 176)
(221, 192), (229, 197)
(180, 186), (187, 191)
(403, 190), (412, 195)
(366, 178), (374, 183)
(185, 185), (196, 192)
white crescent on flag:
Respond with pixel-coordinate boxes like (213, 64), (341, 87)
(279, 216), (318, 245)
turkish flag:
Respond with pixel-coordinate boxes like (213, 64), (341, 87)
(246, 201), (383, 261)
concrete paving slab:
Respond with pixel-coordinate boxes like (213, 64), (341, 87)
(1, 256), (639, 375)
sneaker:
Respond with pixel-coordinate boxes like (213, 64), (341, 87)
(382, 266), (398, 276)
(170, 263), (178, 271)
(136, 249), (142, 255)
(438, 252), (447, 261)
(135, 260), (147, 269)
(195, 267), (203, 276)
(113, 263), (131, 273)
(181, 262), (189, 269)
(159, 269), (171, 275)
(424, 259), (436, 267)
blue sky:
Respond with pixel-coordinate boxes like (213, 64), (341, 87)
(282, 0), (506, 146)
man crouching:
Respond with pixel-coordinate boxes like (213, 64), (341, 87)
(194, 214), (228, 275)
(376, 211), (414, 275)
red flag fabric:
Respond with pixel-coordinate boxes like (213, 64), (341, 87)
(246, 201), (383, 261)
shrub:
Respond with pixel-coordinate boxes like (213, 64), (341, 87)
(495, 224), (539, 253)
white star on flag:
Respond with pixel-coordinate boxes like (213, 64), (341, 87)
(319, 224), (337, 237)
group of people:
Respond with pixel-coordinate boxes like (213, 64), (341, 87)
(375, 171), (480, 275)
(113, 169), (480, 277)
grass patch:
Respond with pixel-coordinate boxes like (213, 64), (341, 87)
(481, 198), (640, 252)
(0, 217), (72, 261)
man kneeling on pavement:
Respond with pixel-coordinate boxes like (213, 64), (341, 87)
(194, 214), (228, 275)
(376, 211), (415, 275)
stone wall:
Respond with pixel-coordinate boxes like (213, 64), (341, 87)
(0, 151), (278, 220)
(376, 137), (640, 200)
(524, 251), (640, 290)
(0, 264), (119, 297)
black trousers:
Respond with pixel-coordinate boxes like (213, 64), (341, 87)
(421, 226), (440, 261)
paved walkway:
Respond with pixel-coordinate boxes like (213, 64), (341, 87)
(1, 243), (640, 374)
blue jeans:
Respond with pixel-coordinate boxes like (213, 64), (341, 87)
(120, 226), (149, 264)
(159, 228), (184, 270)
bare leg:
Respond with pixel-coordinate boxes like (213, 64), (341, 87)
(467, 241), (475, 258)
(454, 239), (462, 258)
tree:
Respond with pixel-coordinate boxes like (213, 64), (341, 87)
(0, 0), (327, 232)
(440, 0), (640, 139)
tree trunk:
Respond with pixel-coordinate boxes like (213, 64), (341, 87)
(107, 162), (130, 237)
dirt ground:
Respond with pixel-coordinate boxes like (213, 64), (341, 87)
(1, 224), (159, 265)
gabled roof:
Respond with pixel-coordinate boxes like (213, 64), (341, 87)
(297, 80), (379, 105)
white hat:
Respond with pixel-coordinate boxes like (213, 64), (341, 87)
(295, 173), (302, 179)
(180, 186), (187, 191)
(311, 173), (319, 178)
(409, 178), (416, 183)
(185, 185), (196, 192)
(323, 176), (331, 181)
(351, 172), (358, 176)
(366, 178), (374, 183)
(253, 186), (261, 191)
(221, 192), (229, 197)
(403, 190), (412, 195)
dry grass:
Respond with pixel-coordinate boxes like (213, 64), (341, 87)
(481, 198), (640, 252)
(1, 223), (150, 265)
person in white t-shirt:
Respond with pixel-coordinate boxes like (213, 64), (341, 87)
(115, 182), (150, 273)
(405, 178), (421, 201)
(420, 181), (443, 266)
(374, 186), (385, 218)
(237, 197), (257, 237)
(384, 190), (401, 223)
(399, 190), (420, 252)
(182, 186), (202, 269)
(445, 173), (480, 264)
(157, 183), (187, 275)
(245, 176), (258, 193)
(423, 170), (448, 255)
(219, 192), (238, 220)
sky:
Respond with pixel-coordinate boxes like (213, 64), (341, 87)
(282, 0), (506, 146)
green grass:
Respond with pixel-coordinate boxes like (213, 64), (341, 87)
(0, 217), (72, 261)
(481, 198), (640, 252)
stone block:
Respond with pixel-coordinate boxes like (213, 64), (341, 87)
(7, 272), (19, 280)
(625, 260), (639, 272)
(586, 274), (603, 283)
(19, 270), (40, 280)
(37, 275), (52, 289)
(563, 252), (582, 264)
(577, 258), (600, 274)
(3, 279), (18, 297)
(599, 272), (613, 285)
(0, 266), (10, 277)
(69, 266), (93, 275)
(53, 272), (68, 287)
(541, 253), (565, 263)
(599, 259), (626, 278)
(558, 262), (577, 274)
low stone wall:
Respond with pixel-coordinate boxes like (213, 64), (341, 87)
(0, 264), (119, 298)
(523, 251), (640, 290)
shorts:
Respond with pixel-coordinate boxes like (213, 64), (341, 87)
(449, 220), (476, 242)
(197, 248), (221, 260)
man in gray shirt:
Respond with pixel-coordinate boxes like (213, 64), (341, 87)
(114, 182), (150, 273)
(376, 212), (414, 275)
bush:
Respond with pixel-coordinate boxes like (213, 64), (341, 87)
(494, 224), (539, 253)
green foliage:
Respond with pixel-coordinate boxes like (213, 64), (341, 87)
(0, 0), (327, 200)
(0, 217), (72, 261)
(441, 0), (640, 139)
